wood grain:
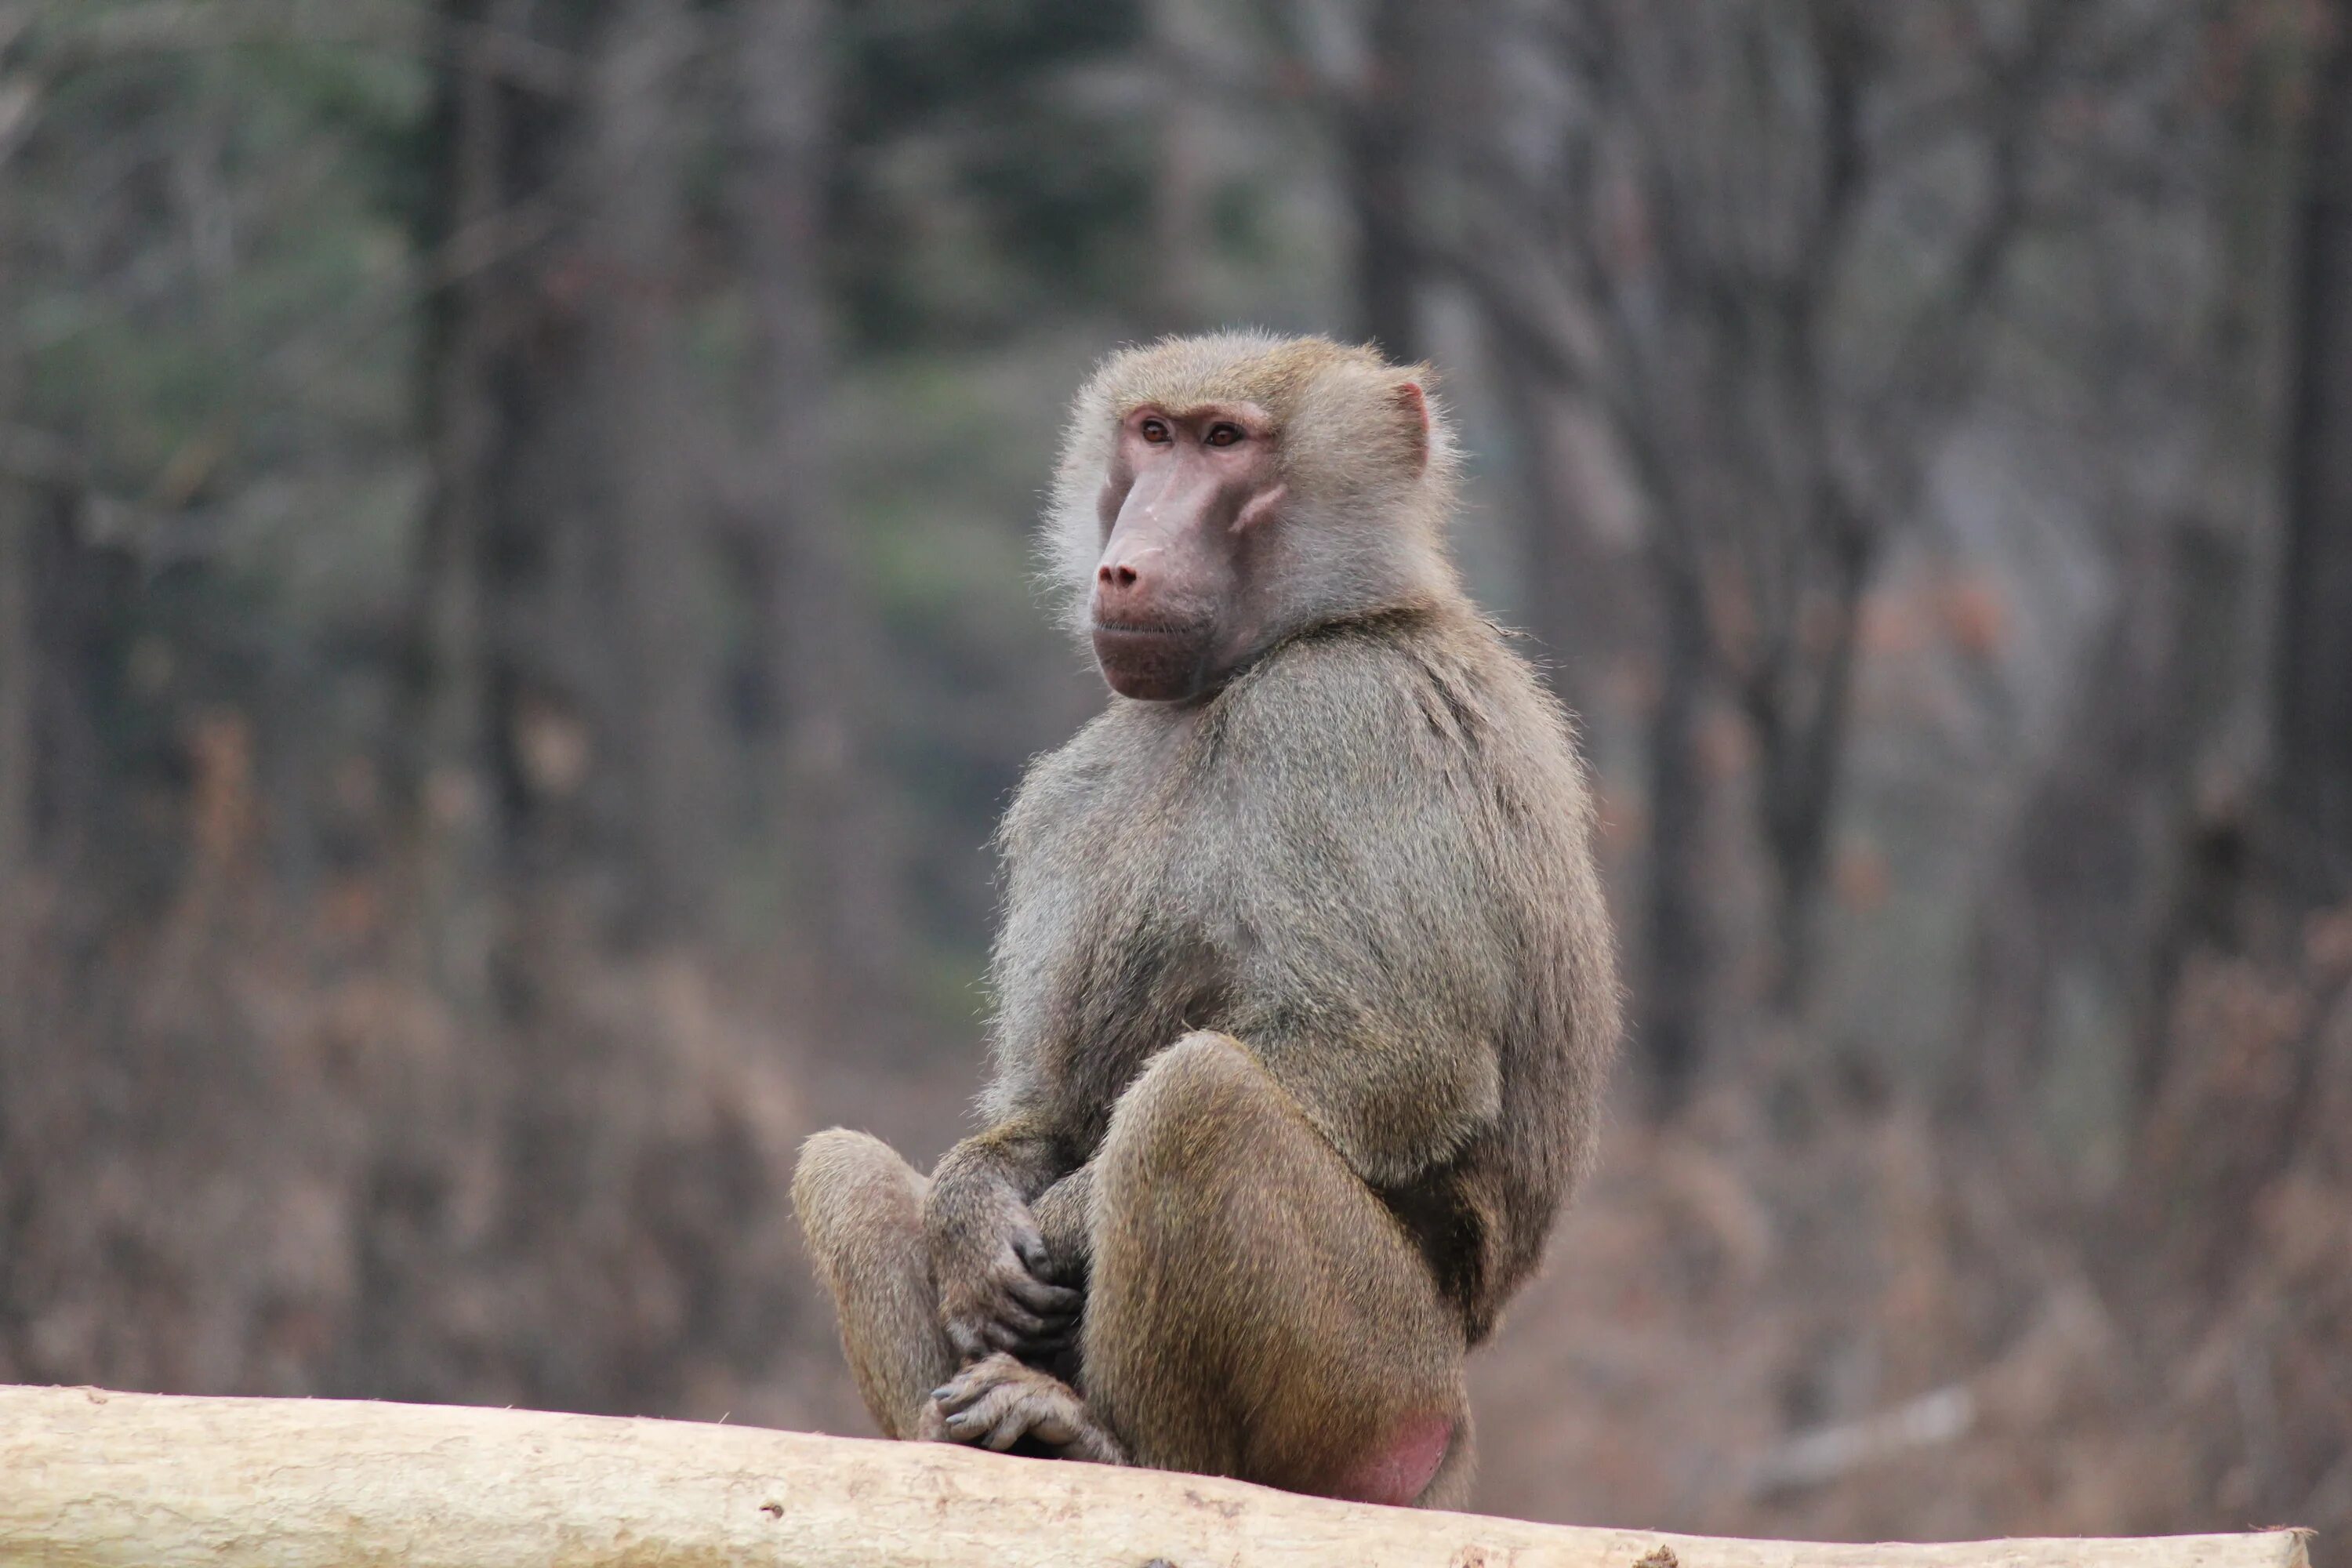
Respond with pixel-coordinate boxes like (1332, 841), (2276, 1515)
(0, 1384), (2313, 1568)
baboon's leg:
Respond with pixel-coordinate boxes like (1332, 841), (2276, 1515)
(791, 1129), (957, 1440)
(1029, 1167), (1094, 1287)
(1083, 1033), (1471, 1508)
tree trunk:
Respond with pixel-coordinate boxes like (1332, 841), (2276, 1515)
(1345, 0), (1426, 361)
(0, 493), (26, 888)
(587, 0), (724, 940)
(1753, 525), (1873, 1015)
(1148, 0), (1215, 333)
(2277, 2), (2352, 903)
(1487, 337), (1636, 717)
(405, 0), (730, 946)
(0, 1385), (2312, 1568)
(731, 0), (902, 1001)
(1644, 550), (1711, 1116)
(0, 345), (28, 887)
(1962, 10), (2307, 1124)
(397, 0), (510, 988)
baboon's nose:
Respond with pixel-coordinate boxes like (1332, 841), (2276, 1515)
(1098, 562), (1139, 588)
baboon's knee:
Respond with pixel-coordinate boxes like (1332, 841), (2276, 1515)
(1100, 1032), (1286, 1200)
(790, 1127), (948, 1442)
(791, 1128), (920, 1265)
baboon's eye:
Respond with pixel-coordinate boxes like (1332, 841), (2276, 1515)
(1205, 423), (1243, 448)
(1139, 416), (1172, 444)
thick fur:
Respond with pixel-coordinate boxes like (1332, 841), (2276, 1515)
(1081, 1031), (1470, 1495)
(791, 1130), (958, 1439)
(796, 333), (1620, 1504)
(983, 601), (1616, 1341)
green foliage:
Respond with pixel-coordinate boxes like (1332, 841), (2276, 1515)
(833, 0), (1155, 347)
(6, 4), (429, 859)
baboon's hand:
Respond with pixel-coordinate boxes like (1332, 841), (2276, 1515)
(931, 1188), (1082, 1363)
(931, 1352), (1126, 1465)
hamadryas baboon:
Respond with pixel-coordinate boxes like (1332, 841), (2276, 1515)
(793, 332), (1620, 1508)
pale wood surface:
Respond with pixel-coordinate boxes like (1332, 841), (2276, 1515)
(0, 1384), (2314, 1568)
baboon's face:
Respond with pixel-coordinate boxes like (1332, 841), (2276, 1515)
(1087, 401), (1288, 702)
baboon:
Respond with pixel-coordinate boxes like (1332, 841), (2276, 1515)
(793, 332), (1619, 1508)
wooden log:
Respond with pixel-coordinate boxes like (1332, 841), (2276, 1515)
(0, 1383), (2312, 1568)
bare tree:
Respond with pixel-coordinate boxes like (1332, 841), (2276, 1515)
(1437, 0), (2168, 1108)
(0, 325), (28, 891)
(0, 26), (50, 888)
(1969, 0), (2312, 1123)
(1341, 0), (1432, 361)
(404, 0), (730, 949)
(1196, 0), (1442, 357)
(586, 0), (725, 938)
(1146, 0), (1219, 333)
(726, 0), (903, 1007)
(399, 0), (512, 983)
(2278, 0), (2352, 904)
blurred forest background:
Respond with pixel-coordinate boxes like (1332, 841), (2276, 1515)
(2, 0), (2350, 1543)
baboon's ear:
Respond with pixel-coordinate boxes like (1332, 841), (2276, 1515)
(1395, 381), (1431, 474)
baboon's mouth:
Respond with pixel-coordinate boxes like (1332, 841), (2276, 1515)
(1090, 620), (1218, 702)
(1090, 618), (1210, 638)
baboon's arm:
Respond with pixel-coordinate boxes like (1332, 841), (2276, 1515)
(923, 1119), (1082, 1363)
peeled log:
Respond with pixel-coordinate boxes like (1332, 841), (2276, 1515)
(0, 1384), (2311, 1568)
